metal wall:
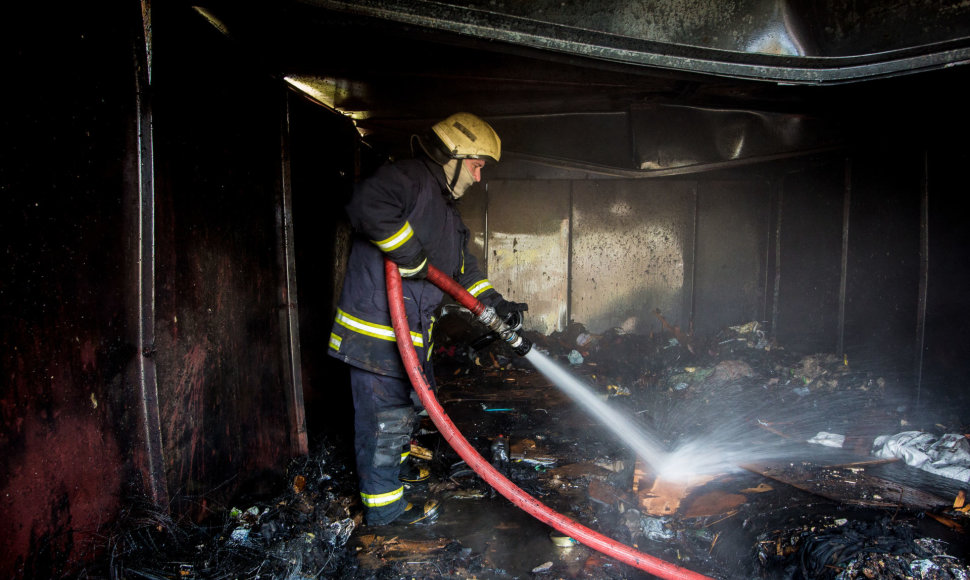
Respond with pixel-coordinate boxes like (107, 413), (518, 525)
(3, 2), (970, 577)
(475, 177), (769, 338)
(470, 140), (967, 409)
(1, 3), (311, 576)
(922, 149), (970, 408)
(571, 180), (696, 335)
(486, 181), (571, 335)
(694, 180), (772, 336)
(151, 2), (307, 515)
(1, 3), (142, 575)
(775, 161), (845, 350)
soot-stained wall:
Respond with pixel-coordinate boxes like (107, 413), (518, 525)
(1, 3), (142, 576)
(2, 3), (316, 575)
(287, 93), (360, 440)
(150, 3), (304, 515)
(468, 135), (966, 412)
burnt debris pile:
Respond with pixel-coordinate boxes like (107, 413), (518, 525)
(82, 440), (364, 579)
(77, 315), (970, 579)
(434, 315), (970, 577)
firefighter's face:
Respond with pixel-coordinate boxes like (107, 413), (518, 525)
(464, 159), (485, 182)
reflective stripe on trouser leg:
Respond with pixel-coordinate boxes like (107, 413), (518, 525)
(350, 368), (417, 525)
(361, 486), (404, 508)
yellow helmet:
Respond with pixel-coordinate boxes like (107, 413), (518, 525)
(431, 112), (501, 163)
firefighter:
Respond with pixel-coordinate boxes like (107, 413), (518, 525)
(328, 112), (528, 526)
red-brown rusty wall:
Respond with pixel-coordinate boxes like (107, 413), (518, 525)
(1, 3), (139, 576)
(149, 3), (305, 517)
(1, 3), (315, 576)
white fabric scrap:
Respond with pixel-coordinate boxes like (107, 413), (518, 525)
(872, 431), (970, 482)
(807, 431), (845, 448)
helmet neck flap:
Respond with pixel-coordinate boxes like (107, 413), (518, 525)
(442, 159), (477, 200)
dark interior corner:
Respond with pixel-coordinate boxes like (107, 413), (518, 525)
(3, 0), (970, 577)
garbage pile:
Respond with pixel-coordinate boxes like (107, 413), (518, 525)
(82, 440), (364, 579)
(873, 431), (970, 483)
(506, 319), (932, 448)
(80, 435), (497, 580)
(757, 516), (969, 580)
(76, 313), (970, 579)
(433, 314), (970, 577)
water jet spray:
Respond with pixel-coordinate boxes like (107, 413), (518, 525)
(389, 259), (712, 580)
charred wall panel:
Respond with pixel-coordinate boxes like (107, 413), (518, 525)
(0, 3), (141, 576)
(485, 181), (571, 334)
(495, 114), (632, 168)
(843, 152), (921, 388)
(458, 183), (487, 269)
(151, 5), (295, 514)
(287, 93), (359, 439)
(694, 180), (772, 337)
(776, 160), (845, 351)
(571, 181), (695, 335)
(922, 149), (970, 409)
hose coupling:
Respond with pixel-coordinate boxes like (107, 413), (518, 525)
(477, 306), (532, 356)
(508, 333), (533, 356)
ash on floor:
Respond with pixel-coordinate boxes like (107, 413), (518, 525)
(81, 318), (970, 579)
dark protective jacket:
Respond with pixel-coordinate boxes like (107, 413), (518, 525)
(328, 157), (502, 378)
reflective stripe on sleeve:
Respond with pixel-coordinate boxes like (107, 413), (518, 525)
(361, 486), (404, 508)
(329, 333), (342, 351)
(373, 222), (414, 252)
(466, 279), (494, 297)
(398, 256), (427, 277)
(335, 308), (424, 346)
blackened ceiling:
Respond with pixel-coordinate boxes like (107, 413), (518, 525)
(183, 0), (970, 171)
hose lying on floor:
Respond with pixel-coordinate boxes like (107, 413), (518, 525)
(385, 258), (713, 580)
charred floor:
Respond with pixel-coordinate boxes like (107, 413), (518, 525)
(81, 318), (970, 579)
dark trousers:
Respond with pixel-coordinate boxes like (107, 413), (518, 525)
(350, 367), (418, 525)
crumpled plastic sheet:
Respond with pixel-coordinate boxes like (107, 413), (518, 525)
(872, 431), (970, 482)
(323, 517), (356, 547)
(640, 515), (675, 541)
(807, 431), (846, 448)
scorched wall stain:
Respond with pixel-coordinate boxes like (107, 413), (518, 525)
(162, 340), (211, 489)
(1, 333), (125, 577)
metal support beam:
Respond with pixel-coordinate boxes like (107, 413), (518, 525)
(135, 0), (169, 507)
(915, 150), (930, 409)
(837, 158), (852, 356)
(279, 92), (309, 456)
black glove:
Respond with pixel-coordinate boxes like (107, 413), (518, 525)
(495, 300), (528, 331)
(398, 252), (429, 279)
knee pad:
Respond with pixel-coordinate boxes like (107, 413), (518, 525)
(373, 405), (415, 468)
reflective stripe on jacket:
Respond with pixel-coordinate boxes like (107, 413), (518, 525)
(329, 158), (501, 378)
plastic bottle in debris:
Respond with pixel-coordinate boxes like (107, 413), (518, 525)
(491, 434), (509, 471)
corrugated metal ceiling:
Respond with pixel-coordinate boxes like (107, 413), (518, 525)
(188, 0), (970, 168)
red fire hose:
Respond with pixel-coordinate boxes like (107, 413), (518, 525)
(385, 259), (713, 580)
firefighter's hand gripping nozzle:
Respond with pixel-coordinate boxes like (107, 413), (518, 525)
(420, 262), (531, 356)
(477, 306), (533, 356)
